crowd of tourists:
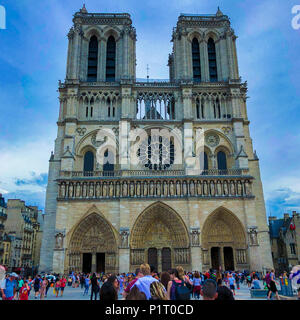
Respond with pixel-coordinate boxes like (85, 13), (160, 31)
(1, 265), (299, 300)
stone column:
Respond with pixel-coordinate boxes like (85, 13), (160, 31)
(220, 247), (225, 270)
(158, 249), (162, 273)
(99, 38), (106, 81)
(226, 32), (235, 80)
(122, 29), (130, 79)
(119, 120), (130, 170)
(183, 121), (194, 175)
(91, 251), (96, 273)
(119, 227), (130, 273)
(39, 126), (64, 274)
(215, 40), (223, 82)
(71, 30), (80, 80)
(200, 40), (209, 82)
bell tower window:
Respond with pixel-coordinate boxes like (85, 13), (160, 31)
(208, 38), (218, 82)
(106, 36), (116, 82)
(87, 36), (98, 82)
(192, 38), (201, 82)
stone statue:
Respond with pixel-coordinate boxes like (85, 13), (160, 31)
(136, 182), (141, 197)
(230, 181), (235, 195)
(217, 181), (222, 196)
(170, 181), (175, 196)
(68, 183), (74, 198)
(210, 181), (215, 196)
(189, 181), (195, 196)
(120, 230), (129, 248)
(89, 183), (94, 197)
(130, 182), (135, 197)
(245, 180), (251, 196)
(223, 181), (228, 195)
(143, 182), (148, 196)
(191, 229), (200, 246)
(96, 183), (101, 197)
(123, 182), (128, 196)
(109, 182), (114, 197)
(197, 181), (202, 195)
(149, 182), (154, 196)
(203, 181), (208, 195)
(82, 183), (87, 197)
(176, 181), (181, 196)
(60, 184), (66, 198)
(182, 181), (187, 195)
(55, 233), (64, 249)
(156, 182), (161, 197)
(249, 228), (258, 245)
(76, 183), (81, 197)
(163, 181), (168, 197)
(103, 183), (107, 197)
(237, 181), (243, 196)
(116, 183), (120, 197)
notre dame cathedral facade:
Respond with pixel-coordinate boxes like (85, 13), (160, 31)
(39, 6), (274, 274)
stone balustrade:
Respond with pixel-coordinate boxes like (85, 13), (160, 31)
(59, 168), (248, 178)
(57, 175), (254, 200)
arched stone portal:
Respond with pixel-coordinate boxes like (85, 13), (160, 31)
(67, 213), (118, 273)
(130, 202), (190, 272)
(201, 207), (248, 271)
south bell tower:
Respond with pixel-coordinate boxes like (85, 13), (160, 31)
(40, 7), (273, 274)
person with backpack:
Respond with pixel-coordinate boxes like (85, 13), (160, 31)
(19, 280), (30, 300)
(192, 272), (201, 299)
(33, 274), (41, 299)
(90, 273), (100, 300)
(167, 269), (191, 300)
(132, 264), (158, 300)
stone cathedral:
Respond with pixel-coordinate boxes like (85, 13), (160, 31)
(40, 6), (274, 275)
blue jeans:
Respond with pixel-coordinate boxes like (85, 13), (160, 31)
(83, 285), (89, 295)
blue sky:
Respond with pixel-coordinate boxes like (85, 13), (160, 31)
(0, 0), (299, 218)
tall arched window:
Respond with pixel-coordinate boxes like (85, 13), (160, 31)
(200, 151), (208, 172)
(217, 151), (227, 171)
(106, 36), (116, 82)
(192, 38), (201, 82)
(207, 38), (218, 82)
(103, 149), (114, 176)
(196, 98), (205, 119)
(213, 98), (221, 119)
(87, 36), (98, 82)
(83, 151), (94, 175)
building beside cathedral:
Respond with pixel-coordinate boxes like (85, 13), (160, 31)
(40, 6), (274, 274)
(269, 212), (300, 275)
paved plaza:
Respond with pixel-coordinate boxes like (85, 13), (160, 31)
(27, 281), (271, 301)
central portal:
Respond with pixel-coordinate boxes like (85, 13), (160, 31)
(211, 247), (220, 270)
(130, 202), (191, 272)
(82, 253), (106, 273)
(96, 253), (105, 273)
(148, 248), (158, 272)
(82, 253), (92, 273)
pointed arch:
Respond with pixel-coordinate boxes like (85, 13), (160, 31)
(130, 201), (190, 249)
(87, 35), (99, 82)
(67, 211), (118, 273)
(201, 206), (247, 249)
(207, 37), (218, 82)
(192, 37), (201, 82)
(106, 36), (116, 81)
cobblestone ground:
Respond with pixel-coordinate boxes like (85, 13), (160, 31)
(27, 281), (271, 301)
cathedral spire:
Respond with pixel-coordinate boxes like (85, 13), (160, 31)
(80, 4), (88, 14)
(216, 6), (223, 17)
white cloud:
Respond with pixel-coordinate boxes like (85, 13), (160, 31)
(0, 137), (53, 195)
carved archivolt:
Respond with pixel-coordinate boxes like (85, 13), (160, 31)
(69, 213), (117, 253)
(130, 202), (189, 250)
(201, 207), (247, 249)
